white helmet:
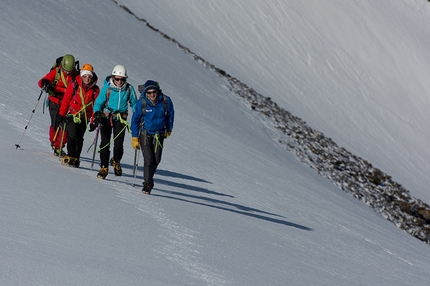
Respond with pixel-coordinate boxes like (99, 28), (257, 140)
(111, 65), (127, 78)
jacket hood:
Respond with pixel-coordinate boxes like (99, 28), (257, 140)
(144, 92), (164, 106)
(104, 75), (127, 91)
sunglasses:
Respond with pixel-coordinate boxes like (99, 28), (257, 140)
(113, 77), (126, 82)
(146, 90), (157, 95)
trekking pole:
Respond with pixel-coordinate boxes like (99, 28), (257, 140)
(132, 149), (138, 187)
(42, 93), (47, 114)
(15, 89), (44, 149)
(86, 125), (99, 153)
(89, 125), (101, 170)
(51, 127), (60, 148)
(132, 128), (143, 187)
(58, 122), (66, 161)
(132, 148), (139, 187)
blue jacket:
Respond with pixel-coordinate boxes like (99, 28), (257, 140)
(131, 93), (174, 137)
(93, 76), (137, 117)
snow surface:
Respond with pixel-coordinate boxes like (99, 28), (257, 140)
(1, 0), (430, 285)
(118, 0), (430, 204)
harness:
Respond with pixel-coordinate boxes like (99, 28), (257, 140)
(67, 80), (97, 124)
(97, 84), (132, 152)
(103, 83), (132, 127)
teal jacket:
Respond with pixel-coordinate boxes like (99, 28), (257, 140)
(93, 76), (137, 117)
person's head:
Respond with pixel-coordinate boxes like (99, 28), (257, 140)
(142, 80), (160, 102)
(80, 63), (94, 85)
(111, 65), (127, 87)
(61, 54), (76, 74)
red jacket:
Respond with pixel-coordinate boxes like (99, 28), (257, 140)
(59, 76), (100, 121)
(38, 68), (78, 104)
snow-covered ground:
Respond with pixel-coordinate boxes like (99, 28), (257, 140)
(1, 0), (430, 285)
(118, 0), (430, 205)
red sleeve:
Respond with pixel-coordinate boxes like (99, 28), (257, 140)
(59, 84), (74, 117)
(38, 69), (57, 88)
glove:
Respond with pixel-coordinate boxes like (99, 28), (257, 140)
(89, 123), (97, 132)
(94, 111), (101, 119)
(89, 118), (99, 132)
(89, 112), (101, 132)
(41, 79), (50, 93)
(131, 137), (140, 150)
(165, 131), (172, 139)
(57, 116), (65, 128)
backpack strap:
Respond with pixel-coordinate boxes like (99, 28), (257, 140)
(125, 83), (132, 104)
(141, 98), (147, 117)
(162, 94), (169, 130)
(140, 97), (146, 128)
(141, 94), (167, 118)
(105, 87), (111, 107)
(48, 67), (64, 97)
(72, 80), (79, 103)
(162, 94), (168, 116)
(53, 67), (61, 86)
(91, 87), (97, 103)
(105, 83), (130, 107)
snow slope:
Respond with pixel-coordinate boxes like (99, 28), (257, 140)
(117, 0), (430, 204)
(1, 0), (430, 285)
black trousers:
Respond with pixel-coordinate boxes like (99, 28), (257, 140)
(48, 101), (61, 129)
(99, 119), (127, 168)
(65, 118), (87, 158)
(140, 133), (164, 187)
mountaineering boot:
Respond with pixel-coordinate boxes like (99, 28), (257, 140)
(62, 156), (80, 168)
(61, 156), (71, 166)
(142, 183), (153, 195)
(110, 157), (122, 176)
(53, 147), (66, 157)
(73, 158), (80, 168)
(97, 167), (108, 179)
